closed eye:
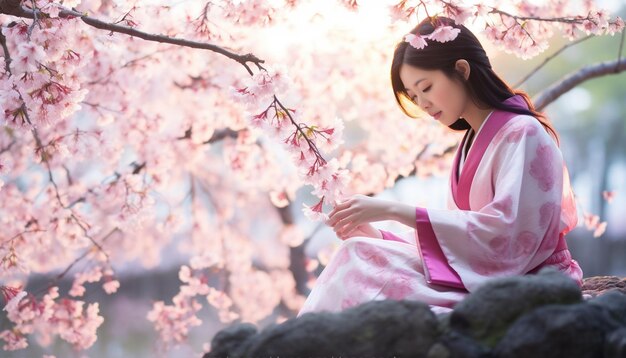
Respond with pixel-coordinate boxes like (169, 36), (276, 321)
(422, 85), (431, 92)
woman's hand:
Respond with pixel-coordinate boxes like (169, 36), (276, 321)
(327, 194), (391, 238)
(334, 222), (382, 241)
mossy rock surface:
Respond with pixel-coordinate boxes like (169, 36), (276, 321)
(205, 271), (626, 358)
(449, 268), (582, 347)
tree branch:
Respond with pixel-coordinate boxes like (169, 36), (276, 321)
(0, 28), (11, 72)
(489, 7), (598, 25)
(0, 138), (16, 155)
(279, 203), (315, 298)
(0, 0), (265, 75)
(534, 58), (626, 110)
(32, 227), (120, 296)
(205, 129), (239, 144)
(616, 28), (625, 72)
(513, 35), (595, 88)
(0, 0), (20, 16)
(1, 229), (46, 246)
(31, 128), (110, 260)
(178, 127), (240, 144)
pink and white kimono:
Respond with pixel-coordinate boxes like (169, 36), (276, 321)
(297, 95), (583, 316)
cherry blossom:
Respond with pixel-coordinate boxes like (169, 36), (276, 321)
(102, 279), (120, 294)
(303, 198), (329, 222)
(602, 190), (615, 204)
(2, 288), (26, 313)
(593, 221), (608, 238)
(0, 287), (104, 351)
(582, 212), (609, 238)
(428, 25), (461, 42)
(405, 33), (428, 49)
(0, 0), (622, 354)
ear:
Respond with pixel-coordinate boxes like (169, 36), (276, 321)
(455, 59), (470, 81)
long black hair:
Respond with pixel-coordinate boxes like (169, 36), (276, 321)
(390, 16), (559, 144)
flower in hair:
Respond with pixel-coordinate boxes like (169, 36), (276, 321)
(429, 25), (461, 42)
(404, 33), (427, 49)
(404, 25), (461, 50)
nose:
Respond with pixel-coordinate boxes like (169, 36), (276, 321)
(416, 96), (431, 111)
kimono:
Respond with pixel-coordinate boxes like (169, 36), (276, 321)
(297, 94), (583, 317)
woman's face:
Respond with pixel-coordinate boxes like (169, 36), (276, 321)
(399, 63), (469, 127)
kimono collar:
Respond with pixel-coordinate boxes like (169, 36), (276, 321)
(502, 94), (530, 111)
(451, 94), (530, 210)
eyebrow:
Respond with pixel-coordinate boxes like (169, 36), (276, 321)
(404, 78), (427, 91)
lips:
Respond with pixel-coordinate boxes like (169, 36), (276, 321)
(431, 111), (442, 119)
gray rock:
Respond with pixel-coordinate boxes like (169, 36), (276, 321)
(493, 302), (622, 358)
(203, 323), (257, 358)
(588, 289), (626, 325)
(426, 342), (451, 358)
(449, 268), (582, 347)
(437, 311), (452, 334)
(604, 327), (626, 358)
(427, 330), (493, 358)
(203, 275), (626, 357)
(206, 299), (441, 358)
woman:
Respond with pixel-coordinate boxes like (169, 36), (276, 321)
(297, 16), (583, 316)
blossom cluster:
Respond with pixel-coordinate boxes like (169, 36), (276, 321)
(1, 14), (88, 128)
(69, 265), (119, 297)
(147, 265), (236, 347)
(0, 287), (104, 351)
(581, 190), (616, 238)
(231, 66), (350, 222)
(221, 0), (279, 26)
(147, 196), (307, 345)
(390, 0), (624, 59)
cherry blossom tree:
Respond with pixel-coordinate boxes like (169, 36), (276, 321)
(0, 0), (623, 354)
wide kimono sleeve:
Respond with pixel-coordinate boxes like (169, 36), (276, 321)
(417, 118), (567, 292)
(379, 228), (416, 245)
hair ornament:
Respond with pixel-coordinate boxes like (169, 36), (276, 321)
(404, 25), (461, 50)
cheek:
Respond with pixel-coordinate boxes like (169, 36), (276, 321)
(430, 88), (447, 109)
(448, 85), (469, 117)
(434, 83), (465, 115)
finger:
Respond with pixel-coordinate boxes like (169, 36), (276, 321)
(328, 208), (354, 226)
(343, 230), (354, 237)
(328, 207), (343, 220)
(338, 227), (353, 240)
(328, 200), (352, 217)
(334, 221), (347, 236)
(331, 217), (346, 231)
(341, 223), (358, 237)
(336, 214), (359, 234)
